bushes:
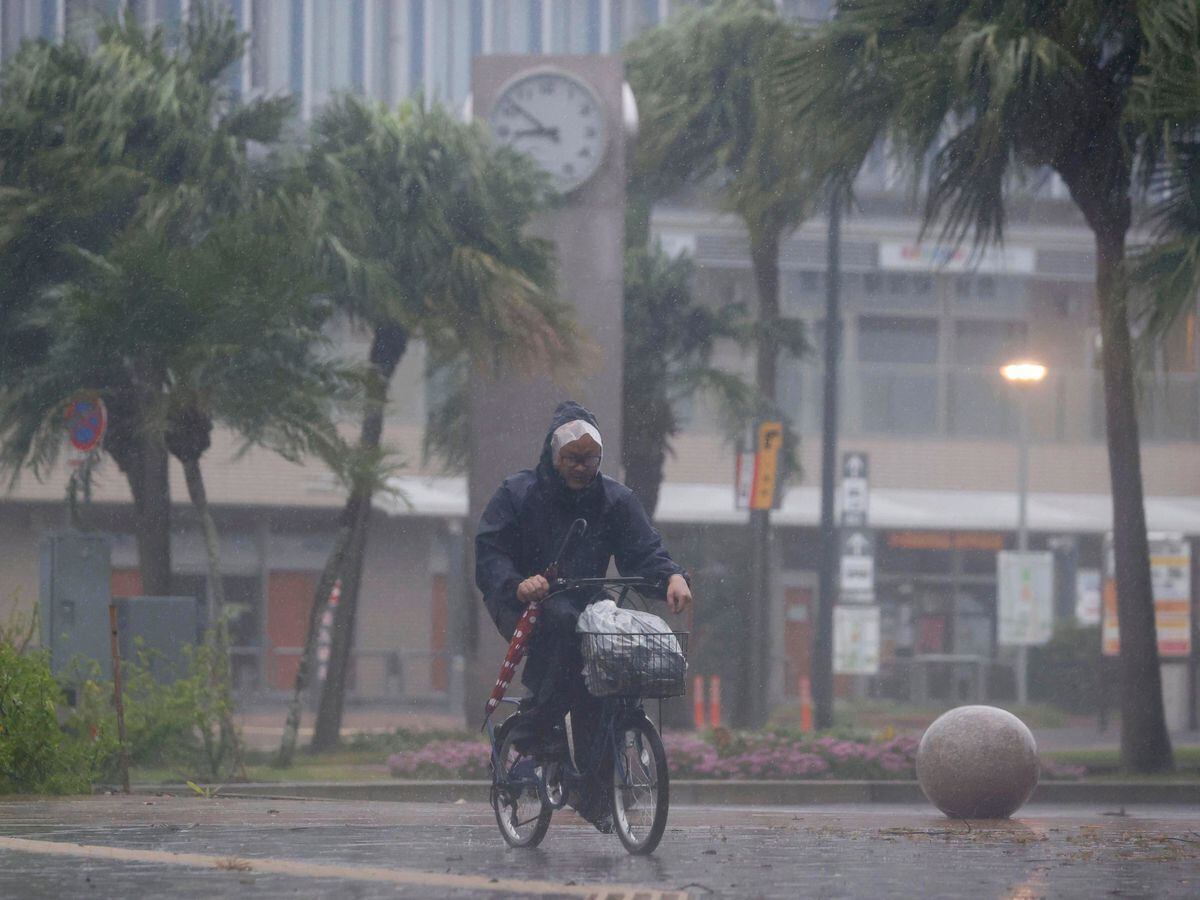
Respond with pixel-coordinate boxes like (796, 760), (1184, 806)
(68, 642), (240, 782)
(0, 643), (93, 794)
(1, 617), (241, 794)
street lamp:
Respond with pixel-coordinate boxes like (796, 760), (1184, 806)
(1001, 359), (1048, 705)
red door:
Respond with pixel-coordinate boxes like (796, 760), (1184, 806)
(267, 571), (318, 690)
(111, 569), (143, 598)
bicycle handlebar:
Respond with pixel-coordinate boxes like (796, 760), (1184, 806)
(544, 575), (667, 602)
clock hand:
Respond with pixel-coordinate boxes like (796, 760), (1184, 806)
(508, 101), (550, 132)
(513, 126), (561, 141)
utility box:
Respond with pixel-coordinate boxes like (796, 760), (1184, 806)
(114, 596), (199, 683)
(40, 532), (112, 679)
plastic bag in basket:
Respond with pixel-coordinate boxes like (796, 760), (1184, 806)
(577, 599), (686, 697)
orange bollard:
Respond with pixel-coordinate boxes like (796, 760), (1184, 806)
(693, 675), (707, 729)
(799, 675), (814, 733)
(708, 675), (722, 729)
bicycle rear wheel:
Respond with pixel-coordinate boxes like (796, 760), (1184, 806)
(492, 725), (552, 848)
(610, 717), (669, 855)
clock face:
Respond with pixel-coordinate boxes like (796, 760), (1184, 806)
(487, 70), (607, 193)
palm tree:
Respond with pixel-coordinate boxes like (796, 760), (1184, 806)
(293, 96), (582, 754)
(625, 0), (811, 726)
(775, 0), (1200, 773)
(0, 5), (296, 599)
(622, 243), (765, 518)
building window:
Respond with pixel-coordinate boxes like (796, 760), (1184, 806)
(858, 316), (938, 365)
(952, 320), (1027, 368)
(424, 0), (474, 107)
(490, 0), (536, 53)
(948, 320), (1026, 437)
(548, 0), (596, 53)
(366, 0), (412, 105)
(250, 0), (296, 97)
(954, 273), (1028, 315)
(311, 1), (359, 103)
(611, 0), (660, 49)
(857, 316), (939, 434)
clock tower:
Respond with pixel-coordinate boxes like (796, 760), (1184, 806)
(462, 55), (629, 721)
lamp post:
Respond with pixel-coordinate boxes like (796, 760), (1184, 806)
(1001, 360), (1047, 705)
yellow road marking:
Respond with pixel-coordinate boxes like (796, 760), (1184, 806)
(0, 834), (688, 899)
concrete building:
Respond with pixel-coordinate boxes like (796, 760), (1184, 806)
(2, 0), (1197, 727)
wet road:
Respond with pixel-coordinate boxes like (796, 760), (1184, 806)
(1, 796), (1197, 898)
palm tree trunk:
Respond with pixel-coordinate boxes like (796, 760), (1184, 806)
(276, 494), (362, 767)
(135, 434), (173, 595)
(108, 408), (173, 596)
(311, 324), (408, 752)
(621, 383), (671, 519)
(1095, 226), (1175, 773)
(180, 455), (246, 780)
(744, 224), (782, 729)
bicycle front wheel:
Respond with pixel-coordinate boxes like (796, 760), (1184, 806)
(610, 717), (669, 855)
(492, 726), (552, 848)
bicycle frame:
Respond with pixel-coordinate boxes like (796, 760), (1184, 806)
(487, 575), (667, 809)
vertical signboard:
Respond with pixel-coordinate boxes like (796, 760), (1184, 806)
(750, 421), (784, 510)
(1102, 533), (1192, 657)
(1075, 568), (1101, 626)
(997, 551), (1054, 646)
(839, 528), (876, 603)
(734, 423), (784, 511)
(841, 452), (869, 527)
(834, 605), (880, 674)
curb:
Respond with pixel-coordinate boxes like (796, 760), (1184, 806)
(130, 779), (1200, 806)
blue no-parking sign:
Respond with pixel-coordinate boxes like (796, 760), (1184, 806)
(65, 396), (107, 454)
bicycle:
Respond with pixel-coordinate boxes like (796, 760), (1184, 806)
(486, 575), (688, 856)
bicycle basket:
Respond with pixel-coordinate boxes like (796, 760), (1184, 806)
(580, 631), (689, 699)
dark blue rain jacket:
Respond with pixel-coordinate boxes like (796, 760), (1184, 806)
(475, 400), (685, 644)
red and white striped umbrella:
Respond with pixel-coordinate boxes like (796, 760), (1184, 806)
(482, 601), (541, 722)
(482, 518), (587, 725)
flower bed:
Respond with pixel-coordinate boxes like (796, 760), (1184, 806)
(386, 740), (491, 779)
(385, 730), (1086, 781)
(663, 731), (919, 780)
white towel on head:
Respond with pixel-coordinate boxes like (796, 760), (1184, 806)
(551, 420), (603, 460)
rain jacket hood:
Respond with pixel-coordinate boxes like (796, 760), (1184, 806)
(536, 400), (603, 507)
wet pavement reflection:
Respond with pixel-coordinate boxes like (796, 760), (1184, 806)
(1, 797), (1197, 898)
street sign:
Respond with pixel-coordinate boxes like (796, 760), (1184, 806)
(839, 528), (875, 602)
(841, 451), (869, 527)
(1075, 568), (1101, 626)
(997, 551), (1054, 646)
(1102, 533), (1191, 658)
(729, 441), (748, 511)
(750, 421), (784, 510)
(834, 604), (880, 674)
(65, 395), (107, 454)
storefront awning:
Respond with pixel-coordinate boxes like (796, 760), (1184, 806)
(377, 476), (1200, 536)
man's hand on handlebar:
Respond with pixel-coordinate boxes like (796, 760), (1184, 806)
(517, 574), (550, 605)
(666, 573), (692, 614)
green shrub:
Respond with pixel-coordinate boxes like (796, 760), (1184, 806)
(1029, 624), (1102, 714)
(67, 642), (238, 782)
(0, 643), (93, 794)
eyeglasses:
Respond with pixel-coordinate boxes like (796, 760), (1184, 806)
(560, 453), (601, 469)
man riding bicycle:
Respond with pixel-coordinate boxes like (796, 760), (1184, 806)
(476, 400), (692, 832)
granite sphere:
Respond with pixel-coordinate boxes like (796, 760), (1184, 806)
(916, 705), (1039, 819)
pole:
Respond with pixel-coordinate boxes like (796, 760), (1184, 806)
(108, 604), (131, 795)
(814, 186), (842, 730)
(1016, 387), (1030, 705)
